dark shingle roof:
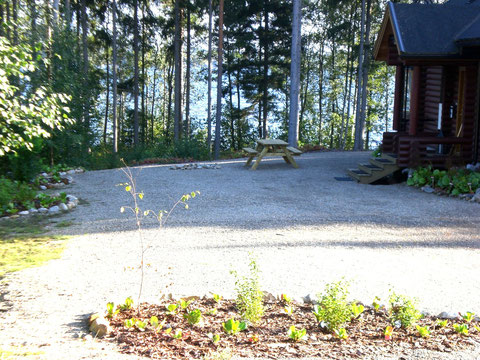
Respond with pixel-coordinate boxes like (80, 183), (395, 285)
(456, 14), (480, 44)
(389, 2), (480, 57)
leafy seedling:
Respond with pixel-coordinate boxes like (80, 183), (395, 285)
(281, 294), (292, 304)
(166, 303), (179, 315)
(287, 325), (307, 342)
(124, 318), (137, 329)
(436, 319), (448, 328)
(172, 329), (183, 339)
(222, 318), (247, 335)
(334, 328), (348, 340)
(106, 302), (119, 319)
(184, 309), (202, 326)
(179, 298), (193, 310)
(284, 305), (293, 316)
(207, 332), (220, 344)
(212, 293), (222, 303)
(460, 312), (475, 323)
(416, 325), (430, 338)
(207, 308), (218, 316)
(150, 316), (165, 332)
(453, 323), (469, 336)
(135, 320), (147, 331)
(350, 302), (365, 319)
(384, 326), (394, 340)
(120, 296), (134, 311)
(372, 296), (381, 311)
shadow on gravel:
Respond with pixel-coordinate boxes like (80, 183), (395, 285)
(65, 313), (91, 338)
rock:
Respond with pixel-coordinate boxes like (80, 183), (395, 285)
(9, 215), (19, 219)
(263, 292), (276, 302)
(75, 168), (84, 173)
(466, 164), (475, 171)
(19, 210), (29, 216)
(302, 294), (316, 304)
(67, 169), (76, 175)
(67, 202), (76, 210)
(38, 207), (48, 214)
(421, 185), (435, 194)
(61, 175), (74, 183)
(59, 171), (67, 176)
(67, 195), (79, 205)
(293, 297), (304, 305)
(83, 334), (93, 341)
(88, 313), (111, 338)
(170, 166), (176, 170)
(51, 182), (65, 189)
(58, 203), (68, 211)
(41, 172), (49, 178)
(29, 208), (38, 214)
(48, 206), (60, 214)
(438, 311), (457, 319)
(39, 185), (47, 190)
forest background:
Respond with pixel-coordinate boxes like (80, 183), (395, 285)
(1, 0), (433, 182)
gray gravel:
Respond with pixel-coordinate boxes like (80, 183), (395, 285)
(1, 151), (480, 359)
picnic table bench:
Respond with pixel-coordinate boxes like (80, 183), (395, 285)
(243, 139), (302, 170)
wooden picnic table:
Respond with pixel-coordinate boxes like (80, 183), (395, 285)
(243, 139), (302, 170)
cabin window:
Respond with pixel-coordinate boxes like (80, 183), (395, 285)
(402, 66), (413, 120)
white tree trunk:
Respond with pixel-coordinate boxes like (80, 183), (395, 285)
(353, 0), (366, 151)
(207, 0), (213, 155)
(288, 0), (302, 147)
(112, 0), (118, 153)
(214, 0), (224, 160)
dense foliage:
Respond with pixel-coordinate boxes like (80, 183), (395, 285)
(407, 167), (480, 196)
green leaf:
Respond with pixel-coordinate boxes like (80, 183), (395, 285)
(125, 185), (131, 192)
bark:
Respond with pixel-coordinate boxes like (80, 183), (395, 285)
(53, 0), (59, 27)
(236, 68), (242, 149)
(173, 0), (182, 141)
(0, 3), (4, 37)
(288, 0), (301, 146)
(141, 0), (146, 144)
(261, 5), (269, 139)
(150, 62), (157, 143)
(214, 0), (224, 160)
(166, 61), (174, 139)
(104, 39), (110, 145)
(207, 0), (213, 155)
(227, 43), (235, 149)
(65, 0), (71, 29)
(318, 42), (324, 145)
(133, 0), (140, 146)
(112, 0), (118, 153)
(12, 0), (17, 44)
(81, 0), (89, 129)
(353, 0), (366, 151)
(360, 0), (372, 150)
(299, 49), (311, 143)
(5, 1), (10, 41)
(185, 2), (191, 138)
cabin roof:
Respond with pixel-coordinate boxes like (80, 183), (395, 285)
(374, 1), (480, 61)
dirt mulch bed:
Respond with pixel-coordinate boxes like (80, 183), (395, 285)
(106, 298), (480, 359)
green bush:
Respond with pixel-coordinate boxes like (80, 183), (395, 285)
(388, 291), (422, 328)
(314, 280), (352, 331)
(0, 177), (37, 215)
(231, 255), (264, 325)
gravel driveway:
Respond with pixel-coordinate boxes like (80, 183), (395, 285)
(1, 151), (479, 359)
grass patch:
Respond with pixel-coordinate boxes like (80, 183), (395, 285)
(0, 217), (69, 278)
(54, 220), (75, 228)
(0, 346), (45, 359)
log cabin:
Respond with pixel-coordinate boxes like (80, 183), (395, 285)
(349, 0), (480, 184)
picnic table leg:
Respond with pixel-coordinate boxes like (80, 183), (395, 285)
(251, 147), (269, 170)
(282, 149), (299, 168)
(245, 155), (255, 166)
(282, 156), (292, 164)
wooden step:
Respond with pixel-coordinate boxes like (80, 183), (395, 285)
(370, 157), (396, 168)
(347, 168), (370, 182)
(358, 163), (383, 175)
(382, 153), (397, 162)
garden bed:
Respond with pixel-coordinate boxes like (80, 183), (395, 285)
(105, 298), (479, 359)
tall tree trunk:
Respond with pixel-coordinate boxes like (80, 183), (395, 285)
(133, 0), (140, 146)
(141, 0), (146, 144)
(185, 2), (191, 138)
(353, 0), (366, 151)
(150, 64), (157, 143)
(65, 0), (71, 29)
(207, 0), (213, 155)
(104, 40), (110, 144)
(112, 0), (118, 153)
(53, 0), (59, 27)
(81, 0), (89, 130)
(299, 48), (311, 143)
(236, 68), (242, 149)
(360, 0), (372, 150)
(166, 61), (174, 140)
(288, 0), (301, 146)
(5, 1), (10, 41)
(12, 0), (17, 44)
(261, 4), (269, 139)
(173, 0), (182, 141)
(214, 0), (224, 159)
(227, 43), (235, 149)
(318, 41), (324, 145)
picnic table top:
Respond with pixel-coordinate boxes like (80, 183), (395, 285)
(257, 139), (289, 146)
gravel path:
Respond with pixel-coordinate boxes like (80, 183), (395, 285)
(1, 151), (480, 359)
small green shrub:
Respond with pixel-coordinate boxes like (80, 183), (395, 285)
(287, 325), (307, 342)
(388, 291), (421, 328)
(222, 318), (247, 335)
(184, 309), (202, 325)
(231, 254), (264, 325)
(314, 280), (352, 331)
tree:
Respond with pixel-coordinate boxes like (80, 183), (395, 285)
(214, 0), (224, 160)
(207, 0), (213, 154)
(173, 0), (182, 141)
(0, 38), (72, 156)
(112, 0), (118, 153)
(288, 0), (301, 147)
(133, 0), (140, 146)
